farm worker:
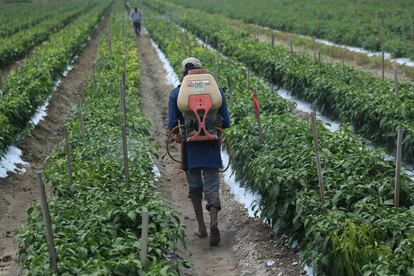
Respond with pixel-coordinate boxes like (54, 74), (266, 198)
(129, 7), (142, 36)
(167, 57), (231, 246)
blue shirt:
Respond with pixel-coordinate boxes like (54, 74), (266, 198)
(168, 85), (231, 170)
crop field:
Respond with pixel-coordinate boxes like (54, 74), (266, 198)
(0, 0), (413, 275)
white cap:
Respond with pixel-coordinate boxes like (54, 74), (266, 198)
(181, 57), (202, 72)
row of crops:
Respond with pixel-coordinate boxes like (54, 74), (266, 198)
(16, 3), (186, 274)
(0, 0), (111, 158)
(0, 1), (82, 38)
(0, 1), (98, 69)
(165, 0), (414, 60)
(143, 0), (414, 164)
(138, 2), (414, 275)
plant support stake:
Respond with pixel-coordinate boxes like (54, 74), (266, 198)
(394, 128), (403, 207)
(120, 67), (129, 187)
(380, 25), (385, 80)
(271, 33), (275, 47)
(140, 209), (149, 266)
(311, 110), (325, 205)
(36, 172), (59, 275)
(394, 67), (399, 97)
(64, 126), (73, 185)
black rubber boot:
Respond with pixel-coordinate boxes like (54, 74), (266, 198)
(190, 198), (207, 238)
(209, 206), (221, 246)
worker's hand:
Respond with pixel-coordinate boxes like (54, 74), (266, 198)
(174, 134), (181, 144)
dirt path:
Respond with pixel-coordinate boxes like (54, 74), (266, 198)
(0, 14), (109, 276)
(137, 31), (303, 276)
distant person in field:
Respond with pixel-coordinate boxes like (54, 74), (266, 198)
(129, 7), (142, 36)
(167, 57), (231, 246)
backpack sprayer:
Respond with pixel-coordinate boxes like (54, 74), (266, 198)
(166, 68), (230, 172)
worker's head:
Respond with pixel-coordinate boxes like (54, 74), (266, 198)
(182, 57), (202, 76)
(134, 7), (137, 12)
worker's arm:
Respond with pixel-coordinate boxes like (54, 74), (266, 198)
(219, 89), (231, 129)
(167, 90), (180, 129)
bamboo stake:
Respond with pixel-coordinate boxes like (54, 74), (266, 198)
(394, 128), (403, 207)
(140, 209), (149, 266)
(64, 126), (73, 185)
(310, 110), (325, 204)
(36, 172), (59, 275)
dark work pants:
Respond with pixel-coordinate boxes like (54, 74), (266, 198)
(185, 168), (221, 211)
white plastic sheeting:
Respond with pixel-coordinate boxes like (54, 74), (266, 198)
(277, 88), (341, 132)
(0, 146), (28, 178)
(221, 149), (262, 218)
(149, 37), (180, 87)
(253, 24), (414, 67)
(0, 55), (77, 179)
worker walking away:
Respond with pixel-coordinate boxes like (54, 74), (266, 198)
(168, 57), (230, 246)
(129, 7), (142, 36)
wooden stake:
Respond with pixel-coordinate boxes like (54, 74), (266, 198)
(246, 69), (250, 93)
(310, 110), (325, 204)
(120, 69), (129, 187)
(289, 34), (293, 53)
(140, 209), (149, 266)
(107, 31), (112, 59)
(64, 126), (73, 185)
(380, 25), (385, 80)
(79, 106), (86, 141)
(205, 35), (208, 53)
(36, 172), (59, 275)
(226, 76), (233, 108)
(271, 33), (275, 47)
(394, 67), (399, 97)
(394, 128), (403, 207)
(318, 52), (322, 74)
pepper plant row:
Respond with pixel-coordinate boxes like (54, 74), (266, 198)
(0, 1), (97, 69)
(0, 2), (85, 38)
(0, 1), (111, 157)
(143, 0), (414, 164)
(140, 6), (414, 275)
(165, 0), (414, 60)
(17, 6), (186, 275)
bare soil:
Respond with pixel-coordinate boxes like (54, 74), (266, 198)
(0, 15), (108, 276)
(137, 31), (303, 276)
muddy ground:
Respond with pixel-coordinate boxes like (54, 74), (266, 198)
(0, 14), (109, 276)
(137, 31), (303, 276)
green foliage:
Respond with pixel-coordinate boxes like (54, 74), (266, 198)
(139, 4), (414, 275)
(16, 5), (186, 274)
(165, 0), (414, 60)
(143, 0), (414, 165)
(0, 2), (97, 68)
(0, 1), (110, 157)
